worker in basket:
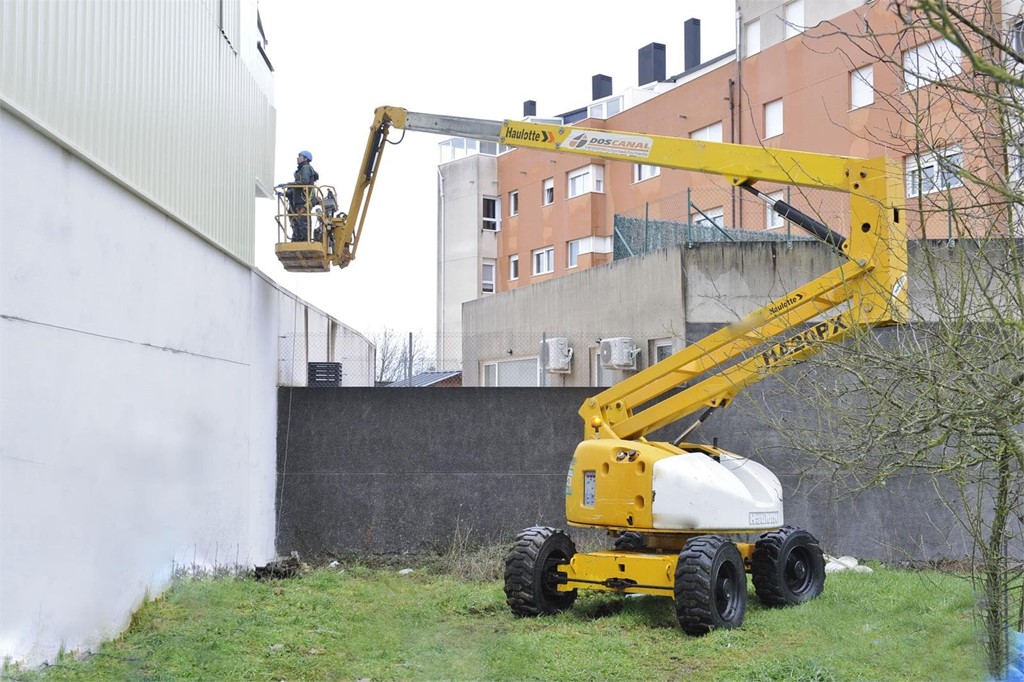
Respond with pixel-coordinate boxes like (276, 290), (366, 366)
(284, 150), (319, 241)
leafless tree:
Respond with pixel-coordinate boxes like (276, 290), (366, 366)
(741, 2), (1024, 674)
(370, 327), (434, 385)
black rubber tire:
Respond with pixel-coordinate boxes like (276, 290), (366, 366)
(613, 531), (647, 551)
(751, 525), (826, 607)
(674, 536), (747, 635)
(504, 526), (578, 616)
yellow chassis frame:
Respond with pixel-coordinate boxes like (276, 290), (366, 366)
(556, 542), (756, 596)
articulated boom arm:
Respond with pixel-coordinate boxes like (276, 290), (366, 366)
(452, 118), (907, 443)
(331, 108), (506, 269)
(275, 109), (907, 436)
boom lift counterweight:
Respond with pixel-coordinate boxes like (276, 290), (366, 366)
(276, 106), (908, 633)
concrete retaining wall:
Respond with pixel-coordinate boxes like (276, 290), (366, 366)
(276, 386), (973, 563)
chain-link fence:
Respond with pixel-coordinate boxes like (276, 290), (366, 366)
(613, 185), (851, 258)
(279, 329), (702, 389)
(416, 330), (697, 388)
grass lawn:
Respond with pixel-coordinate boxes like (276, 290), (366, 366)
(8, 562), (983, 681)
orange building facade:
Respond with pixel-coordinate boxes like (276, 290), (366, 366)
(493, 0), (1018, 293)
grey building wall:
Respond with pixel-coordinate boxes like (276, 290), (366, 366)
(462, 241), (844, 386)
(275, 386), (975, 563)
(437, 153), (499, 372)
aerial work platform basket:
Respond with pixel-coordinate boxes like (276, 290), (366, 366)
(274, 184), (350, 273)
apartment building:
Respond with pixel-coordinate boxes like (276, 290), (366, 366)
(452, 0), (1024, 385)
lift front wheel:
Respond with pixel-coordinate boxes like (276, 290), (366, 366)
(752, 525), (826, 606)
(504, 526), (577, 616)
(674, 535), (747, 635)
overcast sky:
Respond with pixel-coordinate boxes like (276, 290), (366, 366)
(254, 2), (737, 340)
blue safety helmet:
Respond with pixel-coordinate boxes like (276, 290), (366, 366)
(298, 150), (313, 162)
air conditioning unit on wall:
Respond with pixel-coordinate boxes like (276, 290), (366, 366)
(544, 337), (573, 373)
(600, 337), (639, 370)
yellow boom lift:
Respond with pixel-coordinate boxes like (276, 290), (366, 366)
(276, 107), (907, 633)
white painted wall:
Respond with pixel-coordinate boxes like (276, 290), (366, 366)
(0, 109), (368, 666)
(436, 154), (498, 372)
(0, 0), (275, 264)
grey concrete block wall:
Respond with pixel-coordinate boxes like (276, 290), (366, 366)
(277, 385), (975, 562)
(276, 387), (595, 557)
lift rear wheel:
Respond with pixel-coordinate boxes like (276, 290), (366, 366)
(504, 526), (577, 616)
(674, 536), (747, 635)
(752, 525), (826, 606)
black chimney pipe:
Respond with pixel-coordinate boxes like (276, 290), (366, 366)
(684, 18), (701, 70)
(638, 43), (666, 85)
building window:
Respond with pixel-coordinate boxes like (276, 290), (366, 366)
(543, 177), (554, 206)
(509, 190), (519, 217)
(904, 38), (962, 90)
(850, 65), (874, 109)
(745, 19), (761, 57)
(533, 246), (554, 275)
(568, 165), (604, 198)
(690, 121), (723, 142)
(692, 206), (724, 229)
(509, 255), (519, 281)
(568, 239), (581, 268)
(784, 0), (804, 39)
(438, 138), (511, 162)
(1010, 16), (1024, 56)
(765, 98), (783, 138)
(766, 191), (784, 229)
(482, 259), (495, 294)
(652, 338), (674, 364)
(588, 96), (623, 120)
(633, 164), (660, 183)
(906, 147), (963, 198)
(482, 357), (539, 387)
(482, 197), (501, 231)
(1010, 135), (1024, 182)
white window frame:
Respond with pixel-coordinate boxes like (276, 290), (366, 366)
(567, 165), (604, 198)
(532, 246), (554, 275)
(481, 357), (540, 387)
(784, 0), (804, 39)
(509, 254), (519, 281)
(766, 191), (785, 229)
(745, 19), (761, 57)
(481, 259), (495, 294)
(651, 338), (674, 365)
(850, 65), (874, 109)
(482, 196), (501, 231)
(905, 147), (963, 198)
(692, 206), (724, 229)
(903, 38), (963, 91)
(509, 190), (519, 217)
(1010, 16), (1024, 57)
(568, 239), (581, 268)
(587, 96), (623, 120)
(765, 98), (783, 139)
(690, 121), (723, 142)
(543, 177), (554, 206)
(633, 163), (660, 183)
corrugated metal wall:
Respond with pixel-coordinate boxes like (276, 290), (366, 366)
(0, 0), (274, 266)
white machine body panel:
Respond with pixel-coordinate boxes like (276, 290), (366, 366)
(651, 451), (784, 530)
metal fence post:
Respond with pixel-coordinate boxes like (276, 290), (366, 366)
(786, 185), (793, 249)
(687, 188), (692, 248)
(540, 332), (547, 387)
(407, 332), (413, 387)
(643, 203), (649, 255)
